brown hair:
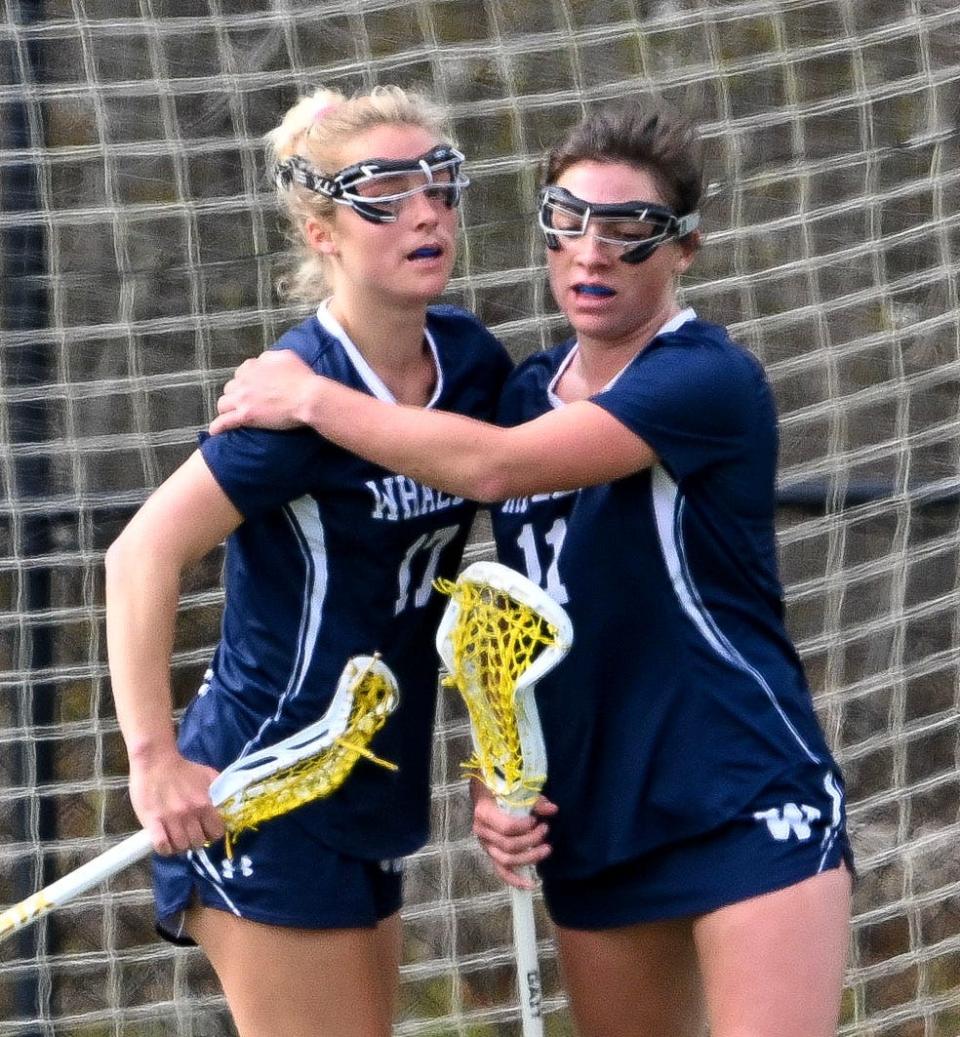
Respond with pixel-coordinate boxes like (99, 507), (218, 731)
(267, 85), (450, 302)
(542, 100), (704, 220)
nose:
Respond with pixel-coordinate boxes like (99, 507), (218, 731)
(404, 188), (442, 227)
(570, 227), (614, 267)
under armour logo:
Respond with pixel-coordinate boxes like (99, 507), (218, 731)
(220, 855), (254, 879)
(197, 667), (214, 697)
(753, 802), (821, 841)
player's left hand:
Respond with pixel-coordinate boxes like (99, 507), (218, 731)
(209, 350), (315, 434)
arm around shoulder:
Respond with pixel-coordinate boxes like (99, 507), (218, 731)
(294, 384), (657, 501)
(211, 349), (656, 499)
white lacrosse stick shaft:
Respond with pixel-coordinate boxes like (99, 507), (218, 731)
(437, 561), (573, 1037)
(0, 654), (396, 943)
(0, 829), (154, 942)
(503, 808), (545, 1037)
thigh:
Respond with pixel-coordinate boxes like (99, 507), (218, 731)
(555, 919), (706, 1037)
(693, 865), (852, 1037)
(373, 911), (403, 1020)
(187, 904), (400, 1037)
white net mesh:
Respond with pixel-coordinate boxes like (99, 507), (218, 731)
(1, 1), (959, 1034)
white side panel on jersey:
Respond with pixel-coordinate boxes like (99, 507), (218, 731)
(649, 464), (820, 765)
(243, 495), (329, 756)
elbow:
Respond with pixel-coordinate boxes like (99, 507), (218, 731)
(104, 530), (138, 594)
(443, 427), (522, 504)
(464, 462), (518, 505)
(104, 535), (125, 581)
(104, 523), (168, 594)
(470, 477), (511, 505)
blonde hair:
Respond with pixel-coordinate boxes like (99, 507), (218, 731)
(266, 85), (450, 303)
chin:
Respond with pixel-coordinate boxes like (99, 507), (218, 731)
(414, 270), (455, 298)
(392, 281), (447, 308)
(568, 314), (624, 338)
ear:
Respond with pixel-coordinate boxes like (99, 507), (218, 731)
(305, 215), (337, 257)
(675, 229), (701, 274)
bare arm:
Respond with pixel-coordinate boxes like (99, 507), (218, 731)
(209, 350), (656, 501)
(106, 450), (243, 854)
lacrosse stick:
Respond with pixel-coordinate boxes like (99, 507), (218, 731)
(436, 562), (573, 1037)
(0, 653), (398, 942)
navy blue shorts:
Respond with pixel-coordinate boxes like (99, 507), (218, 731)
(543, 774), (854, 930)
(153, 811), (404, 945)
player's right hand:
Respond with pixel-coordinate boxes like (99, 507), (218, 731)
(209, 349), (315, 435)
(471, 780), (557, 890)
(129, 749), (224, 855)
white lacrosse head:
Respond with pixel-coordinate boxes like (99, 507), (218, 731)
(208, 654), (398, 809)
(436, 562), (573, 806)
(436, 561), (573, 682)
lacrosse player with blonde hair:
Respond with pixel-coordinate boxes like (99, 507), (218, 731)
(211, 97), (853, 1037)
(106, 84), (509, 1037)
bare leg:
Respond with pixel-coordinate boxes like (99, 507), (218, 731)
(694, 866), (852, 1037)
(555, 917), (706, 1037)
(373, 911), (403, 1021)
(186, 905), (400, 1037)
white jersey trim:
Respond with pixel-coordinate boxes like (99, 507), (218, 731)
(316, 299), (444, 407)
(650, 464), (820, 765)
(818, 771), (844, 871)
(546, 307), (697, 408)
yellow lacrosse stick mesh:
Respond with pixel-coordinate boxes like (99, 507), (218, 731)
(211, 654), (399, 848)
(436, 562), (573, 811)
(0, 655), (400, 944)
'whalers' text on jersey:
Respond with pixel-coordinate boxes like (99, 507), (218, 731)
(184, 304), (511, 861)
(493, 310), (846, 880)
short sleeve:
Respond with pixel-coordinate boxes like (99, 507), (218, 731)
(591, 337), (764, 481)
(198, 426), (327, 518)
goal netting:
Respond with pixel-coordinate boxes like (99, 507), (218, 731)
(2, 1), (959, 1034)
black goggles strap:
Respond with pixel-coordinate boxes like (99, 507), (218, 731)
(274, 155), (338, 197)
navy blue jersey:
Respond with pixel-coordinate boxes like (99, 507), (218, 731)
(492, 311), (844, 880)
(182, 304), (511, 861)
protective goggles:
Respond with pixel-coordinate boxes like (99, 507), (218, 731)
(275, 144), (469, 224)
(538, 185), (700, 264)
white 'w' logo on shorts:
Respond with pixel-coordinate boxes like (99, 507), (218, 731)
(753, 802), (822, 841)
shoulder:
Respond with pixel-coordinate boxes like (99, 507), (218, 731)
(426, 303), (490, 340)
(653, 319), (765, 379)
(635, 319), (770, 405)
(427, 304), (507, 356)
(272, 313), (338, 370)
(426, 304), (513, 382)
(593, 319), (776, 453)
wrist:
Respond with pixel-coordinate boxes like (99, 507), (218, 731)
(296, 376), (328, 430)
(126, 731), (179, 767)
